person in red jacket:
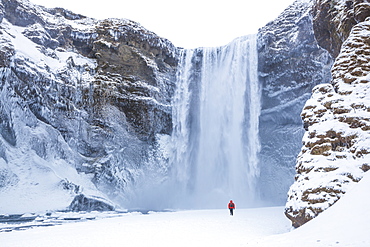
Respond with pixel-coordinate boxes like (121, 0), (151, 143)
(228, 200), (235, 216)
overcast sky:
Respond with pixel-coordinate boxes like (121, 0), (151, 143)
(31, 0), (296, 48)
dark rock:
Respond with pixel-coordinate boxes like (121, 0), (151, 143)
(0, 3), (4, 24)
(0, 39), (14, 68)
(45, 7), (86, 21)
(312, 0), (370, 58)
(354, 2), (370, 22)
(2, 0), (45, 26)
(0, 102), (16, 146)
(23, 25), (60, 49)
(68, 194), (114, 212)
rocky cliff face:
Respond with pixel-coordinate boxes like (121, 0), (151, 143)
(0, 0), (177, 212)
(285, 0), (370, 227)
(312, 0), (370, 58)
(257, 0), (333, 204)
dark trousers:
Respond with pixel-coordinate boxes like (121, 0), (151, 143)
(229, 209), (234, 216)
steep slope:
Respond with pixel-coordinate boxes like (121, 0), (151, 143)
(285, 0), (370, 227)
(0, 0), (177, 213)
(257, 0), (333, 204)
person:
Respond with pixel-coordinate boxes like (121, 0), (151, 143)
(228, 200), (235, 216)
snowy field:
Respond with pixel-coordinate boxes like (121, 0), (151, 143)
(0, 207), (290, 247)
(1, 172), (370, 247)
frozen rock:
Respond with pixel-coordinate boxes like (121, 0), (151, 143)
(68, 194), (114, 212)
(285, 0), (370, 227)
(312, 0), (370, 58)
(0, 0), (177, 212)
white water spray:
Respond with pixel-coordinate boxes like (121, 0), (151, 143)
(170, 34), (261, 209)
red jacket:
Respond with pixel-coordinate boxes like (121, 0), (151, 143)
(228, 201), (235, 209)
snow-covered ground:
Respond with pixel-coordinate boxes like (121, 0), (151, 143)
(0, 207), (290, 247)
(1, 172), (370, 247)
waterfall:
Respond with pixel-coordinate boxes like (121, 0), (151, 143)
(170, 34), (261, 209)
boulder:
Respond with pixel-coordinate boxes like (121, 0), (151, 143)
(68, 194), (114, 212)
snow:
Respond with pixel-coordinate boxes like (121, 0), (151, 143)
(1, 172), (370, 247)
(255, 170), (370, 247)
(2, 18), (96, 75)
(0, 207), (290, 247)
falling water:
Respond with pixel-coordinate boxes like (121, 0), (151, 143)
(170, 34), (261, 209)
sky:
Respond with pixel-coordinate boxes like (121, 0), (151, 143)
(30, 0), (296, 48)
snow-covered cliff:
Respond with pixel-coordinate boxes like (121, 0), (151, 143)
(285, 0), (370, 227)
(257, 0), (332, 204)
(0, 0), (177, 213)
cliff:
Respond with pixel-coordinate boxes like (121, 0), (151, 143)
(257, 0), (332, 204)
(0, 0), (177, 212)
(285, 0), (370, 227)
